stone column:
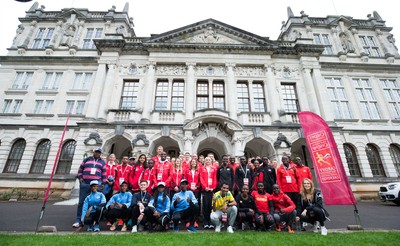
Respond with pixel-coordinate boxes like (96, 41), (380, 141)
(97, 62), (116, 119)
(50, 21), (63, 48)
(185, 62), (196, 121)
(311, 67), (334, 122)
(301, 67), (321, 115)
(350, 28), (366, 56)
(85, 63), (106, 118)
(141, 61), (156, 122)
(226, 63), (237, 120)
(20, 21), (37, 49)
(265, 65), (280, 123)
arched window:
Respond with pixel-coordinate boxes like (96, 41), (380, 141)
(30, 139), (51, 174)
(365, 144), (386, 177)
(343, 143), (361, 177)
(389, 144), (400, 176)
(56, 140), (76, 174)
(3, 139), (26, 173)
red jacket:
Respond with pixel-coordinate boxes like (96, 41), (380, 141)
(200, 166), (217, 190)
(141, 167), (155, 194)
(105, 162), (117, 178)
(114, 164), (133, 191)
(129, 163), (145, 192)
(153, 161), (173, 188)
(181, 160), (190, 173)
(170, 168), (185, 189)
(251, 168), (264, 191)
(185, 168), (201, 192)
(276, 164), (299, 193)
(251, 190), (272, 213)
(295, 165), (313, 191)
(270, 191), (296, 213)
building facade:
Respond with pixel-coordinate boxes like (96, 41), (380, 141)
(0, 3), (399, 199)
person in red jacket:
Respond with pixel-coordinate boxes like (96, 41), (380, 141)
(181, 152), (191, 172)
(276, 155), (300, 207)
(104, 154), (117, 200)
(141, 159), (155, 194)
(294, 157), (313, 191)
(170, 158), (184, 198)
(153, 151), (172, 194)
(251, 182), (274, 231)
(129, 154), (146, 193)
(200, 156), (217, 229)
(114, 156), (133, 191)
(270, 184), (296, 233)
(152, 145), (164, 163)
(251, 159), (264, 191)
(185, 159), (201, 228)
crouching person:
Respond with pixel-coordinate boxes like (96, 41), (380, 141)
(251, 182), (274, 231)
(171, 179), (199, 232)
(77, 180), (106, 232)
(211, 183), (237, 233)
(130, 180), (153, 233)
(270, 184), (296, 233)
(104, 180), (132, 231)
(144, 182), (171, 232)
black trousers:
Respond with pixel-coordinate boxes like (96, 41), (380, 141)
(237, 211), (254, 224)
(299, 206), (327, 226)
(82, 207), (103, 226)
(273, 210), (296, 226)
(130, 205), (148, 226)
(144, 207), (170, 227)
(255, 212), (274, 229)
(172, 204), (199, 226)
(202, 191), (213, 225)
(104, 207), (130, 224)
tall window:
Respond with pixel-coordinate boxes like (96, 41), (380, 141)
(32, 28), (54, 49)
(343, 144), (361, 177)
(389, 144), (400, 176)
(196, 80), (208, 110)
(359, 35), (381, 57)
(253, 82), (266, 112)
(12, 72), (33, 89)
(353, 78), (380, 119)
(1, 99), (22, 114)
(237, 82), (250, 112)
(281, 83), (300, 113)
(325, 77), (352, 119)
(171, 80), (184, 111)
(3, 139), (26, 173)
(33, 100), (54, 114)
(82, 28), (103, 49)
(30, 139), (51, 174)
(380, 79), (400, 119)
(56, 140), (76, 174)
(65, 100), (85, 115)
(313, 34), (333, 55)
(120, 80), (139, 109)
(365, 144), (386, 177)
(42, 72), (62, 90)
(72, 72), (92, 90)
(154, 80), (169, 110)
(213, 81), (225, 110)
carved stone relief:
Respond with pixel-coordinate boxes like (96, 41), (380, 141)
(119, 63), (146, 75)
(235, 67), (265, 77)
(178, 25), (242, 44)
(271, 65), (299, 78)
(195, 65), (226, 76)
(155, 65), (187, 76)
(84, 132), (103, 145)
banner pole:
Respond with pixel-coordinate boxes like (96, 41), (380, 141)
(35, 114), (70, 232)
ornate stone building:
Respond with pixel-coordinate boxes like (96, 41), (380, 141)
(0, 3), (399, 199)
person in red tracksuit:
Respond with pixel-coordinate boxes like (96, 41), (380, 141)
(276, 155), (300, 208)
(251, 159), (264, 192)
(294, 157), (313, 192)
(185, 159), (201, 228)
(104, 154), (117, 200)
(129, 154), (146, 193)
(200, 156), (217, 229)
(153, 151), (172, 194)
(270, 184), (296, 233)
(181, 152), (191, 172)
(152, 145), (164, 163)
(170, 158), (185, 198)
(114, 156), (133, 191)
(141, 159), (155, 194)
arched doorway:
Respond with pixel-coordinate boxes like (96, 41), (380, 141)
(243, 138), (274, 159)
(196, 136), (229, 162)
(149, 136), (180, 158)
(103, 136), (133, 161)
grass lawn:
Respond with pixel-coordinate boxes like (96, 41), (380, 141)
(1, 231), (399, 246)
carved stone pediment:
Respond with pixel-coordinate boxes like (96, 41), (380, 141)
(84, 132), (103, 145)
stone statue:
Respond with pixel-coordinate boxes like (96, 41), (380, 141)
(116, 25), (125, 34)
(12, 24), (24, 46)
(387, 34), (398, 50)
(60, 25), (76, 47)
(340, 33), (355, 53)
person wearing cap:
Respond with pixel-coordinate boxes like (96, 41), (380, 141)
(104, 180), (132, 231)
(130, 180), (154, 233)
(171, 179), (199, 232)
(73, 147), (106, 228)
(144, 182), (171, 232)
(76, 180), (106, 232)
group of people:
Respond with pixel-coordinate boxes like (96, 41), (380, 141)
(72, 146), (329, 235)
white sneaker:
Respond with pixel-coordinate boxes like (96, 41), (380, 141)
(72, 222), (80, 228)
(313, 224), (319, 233)
(321, 226), (328, 236)
(227, 226), (234, 233)
(131, 225), (137, 233)
(215, 225), (221, 232)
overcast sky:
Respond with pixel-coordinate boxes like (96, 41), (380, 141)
(0, 0), (399, 55)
